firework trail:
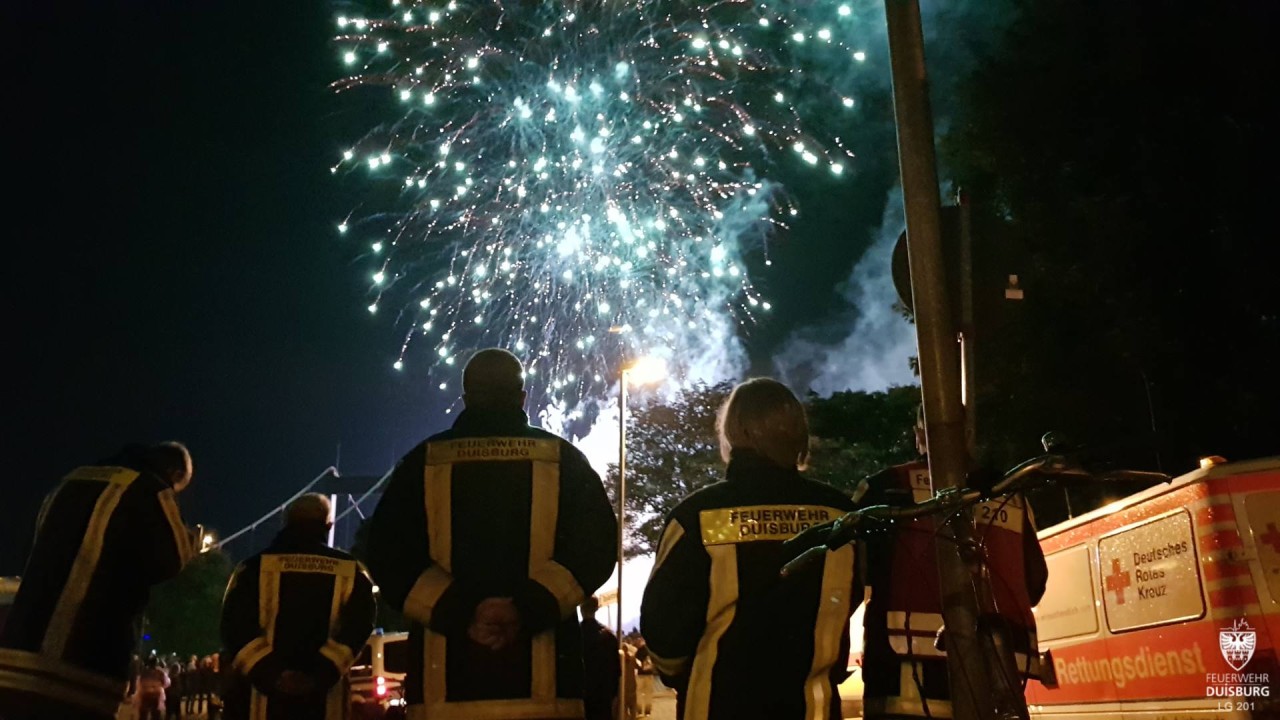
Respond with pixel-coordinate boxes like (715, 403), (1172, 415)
(331, 0), (867, 415)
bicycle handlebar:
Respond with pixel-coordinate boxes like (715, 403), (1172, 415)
(778, 452), (1168, 578)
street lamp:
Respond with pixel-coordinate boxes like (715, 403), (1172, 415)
(617, 355), (666, 720)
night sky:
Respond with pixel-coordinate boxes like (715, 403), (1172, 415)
(2, 1), (899, 572)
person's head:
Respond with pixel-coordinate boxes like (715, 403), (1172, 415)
(914, 404), (928, 457)
(141, 441), (193, 492)
(144, 655), (158, 669)
(717, 378), (810, 470)
(284, 493), (333, 542)
(580, 595), (600, 619)
(462, 348), (526, 411)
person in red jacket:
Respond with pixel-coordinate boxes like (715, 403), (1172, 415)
(859, 408), (1048, 719)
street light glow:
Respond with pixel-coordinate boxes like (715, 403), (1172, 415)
(623, 356), (667, 387)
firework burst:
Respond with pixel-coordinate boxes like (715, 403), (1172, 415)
(332, 0), (863, 413)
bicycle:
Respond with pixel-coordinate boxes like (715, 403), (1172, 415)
(779, 440), (1169, 720)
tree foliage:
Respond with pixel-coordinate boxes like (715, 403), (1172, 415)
(610, 383), (920, 557)
(145, 549), (233, 657)
(939, 0), (1279, 504)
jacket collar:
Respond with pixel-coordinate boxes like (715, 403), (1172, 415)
(725, 449), (801, 483)
(450, 406), (531, 434)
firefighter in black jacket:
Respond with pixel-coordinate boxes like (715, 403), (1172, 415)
(220, 493), (376, 720)
(364, 348), (617, 720)
(641, 378), (861, 720)
(0, 442), (196, 720)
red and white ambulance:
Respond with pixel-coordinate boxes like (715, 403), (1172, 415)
(1027, 456), (1279, 718)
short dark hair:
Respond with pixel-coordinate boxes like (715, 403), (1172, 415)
(581, 595), (600, 615)
(145, 441), (191, 479)
(462, 348), (524, 408)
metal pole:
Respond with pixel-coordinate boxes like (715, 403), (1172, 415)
(958, 190), (976, 455)
(883, 1), (1027, 719)
(616, 370), (628, 720)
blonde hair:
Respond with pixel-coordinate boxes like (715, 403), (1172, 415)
(717, 378), (810, 469)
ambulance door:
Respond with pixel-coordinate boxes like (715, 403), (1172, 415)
(1026, 542), (1118, 718)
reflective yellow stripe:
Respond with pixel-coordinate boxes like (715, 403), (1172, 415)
(804, 545), (855, 720)
(0, 648), (126, 699)
(650, 520), (685, 576)
(425, 463), (452, 572)
(250, 688), (268, 720)
(426, 437), (561, 465)
(320, 639), (355, 674)
(41, 468), (137, 658)
(326, 678), (348, 720)
(232, 637), (273, 674)
(404, 566), (453, 625)
(684, 544), (738, 720)
(423, 630), (448, 706)
(422, 456), (453, 706)
(0, 666), (124, 716)
(158, 488), (193, 566)
(528, 458), (560, 700)
(530, 561), (583, 618)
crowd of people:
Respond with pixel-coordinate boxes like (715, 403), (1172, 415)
(127, 654), (220, 720)
(0, 347), (1045, 720)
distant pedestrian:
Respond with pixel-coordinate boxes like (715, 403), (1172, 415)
(579, 596), (619, 720)
(221, 494), (376, 720)
(185, 655), (200, 714)
(165, 662), (184, 720)
(137, 655), (171, 720)
(365, 348), (617, 719)
(0, 442), (196, 720)
(641, 378), (861, 719)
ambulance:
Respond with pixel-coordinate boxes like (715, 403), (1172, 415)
(1027, 456), (1279, 718)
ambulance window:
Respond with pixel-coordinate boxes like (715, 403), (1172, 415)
(1244, 491), (1280, 603)
(1034, 544), (1098, 642)
(1098, 510), (1204, 633)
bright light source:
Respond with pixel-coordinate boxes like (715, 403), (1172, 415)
(623, 356), (667, 387)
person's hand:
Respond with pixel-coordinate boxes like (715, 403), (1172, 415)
(468, 597), (521, 650)
(275, 670), (317, 696)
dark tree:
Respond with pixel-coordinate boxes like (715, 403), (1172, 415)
(145, 549), (233, 657)
(940, 0), (1280, 489)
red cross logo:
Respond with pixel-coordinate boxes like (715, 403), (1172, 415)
(1261, 522), (1280, 554)
(1104, 558), (1132, 605)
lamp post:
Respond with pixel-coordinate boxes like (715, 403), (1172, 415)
(616, 356), (666, 720)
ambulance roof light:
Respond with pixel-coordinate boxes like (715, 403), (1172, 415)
(1199, 455), (1227, 469)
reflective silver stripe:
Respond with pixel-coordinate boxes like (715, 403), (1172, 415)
(886, 611), (944, 632)
(403, 566), (453, 626)
(41, 468), (137, 658)
(647, 649), (690, 676)
(888, 635), (946, 657)
(650, 520), (685, 576)
(684, 544), (738, 720)
(0, 647), (127, 715)
(804, 544), (855, 720)
(409, 698), (585, 719)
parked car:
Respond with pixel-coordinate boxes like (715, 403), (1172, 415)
(350, 629), (409, 719)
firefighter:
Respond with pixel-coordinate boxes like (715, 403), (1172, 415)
(640, 378), (861, 720)
(220, 493), (376, 720)
(858, 407), (1048, 719)
(364, 348), (617, 720)
(0, 442), (196, 720)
